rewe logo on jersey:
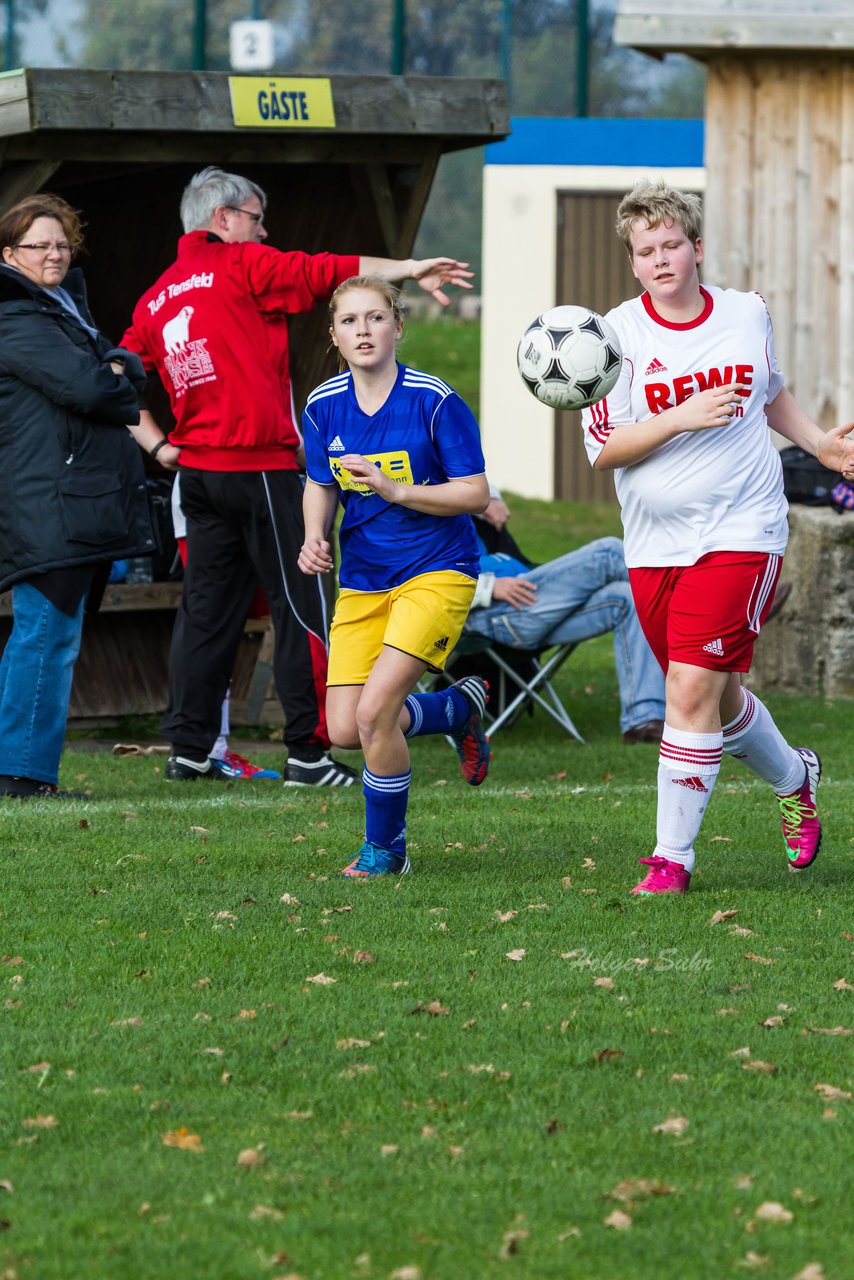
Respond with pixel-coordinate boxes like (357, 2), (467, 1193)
(645, 363), (755, 414)
(328, 436), (345, 452)
(672, 776), (709, 792)
(644, 357), (667, 376)
(702, 638), (724, 657)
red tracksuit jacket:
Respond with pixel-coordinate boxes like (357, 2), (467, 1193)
(122, 231), (358, 471)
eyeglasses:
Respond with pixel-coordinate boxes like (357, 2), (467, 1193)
(224, 206), (264, 224)
(14, 242), (73, 254)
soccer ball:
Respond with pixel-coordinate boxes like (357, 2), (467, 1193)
(517, 305), (622, 411)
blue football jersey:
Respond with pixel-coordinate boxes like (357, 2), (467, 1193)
(303, 363), (485, 591)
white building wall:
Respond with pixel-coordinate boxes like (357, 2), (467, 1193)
(480, 163), (705, 499)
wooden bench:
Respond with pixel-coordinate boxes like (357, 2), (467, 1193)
(0, 582), (280, 727)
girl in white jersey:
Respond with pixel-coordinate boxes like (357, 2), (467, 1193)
(581, 180), (854, 895)
(299, 276), (491, 878)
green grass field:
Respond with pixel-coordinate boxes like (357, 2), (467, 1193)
(3, 487), (852, 1280)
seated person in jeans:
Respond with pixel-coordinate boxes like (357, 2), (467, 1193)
(464, 492), (666, 743)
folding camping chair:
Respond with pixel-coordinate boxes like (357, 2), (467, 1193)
(433, 633), (585, 743)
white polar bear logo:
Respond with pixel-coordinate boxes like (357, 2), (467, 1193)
(162, 306), (194, 355)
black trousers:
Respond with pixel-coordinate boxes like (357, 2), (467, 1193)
(161, 468), (331, 758)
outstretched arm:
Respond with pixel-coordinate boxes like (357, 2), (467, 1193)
(766, 387), (854, 479)
(358, 255), (474, 307)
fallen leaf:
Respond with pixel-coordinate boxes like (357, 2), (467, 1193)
(279, 894), (301, 905)
(237, 1146), (266, 1168)
(110, 1017), (143, 1027)
(390, 1267), (422, 1279)
(248, 1204), (283, 1221)
(0, 1181), (12, 1193)
(337, 1038), (371, 1050)
(806, 1026), (854, 1036)
(161, 1127), (203, 1151)
(813, 1082), (852, 1101)
(832, 978), (854, 991)
(736, 1251), (769, 1269)
(731, 926), (755, 937)
(761, 1016), (785, 1028)
(733, 1174), (755, 1190)
(499, 1230), (529, 1257)
(709, 909), (739, 925)
(753, 1201), (793, 1224)
(670, 1073), (690, 1083)
(2, 956), (23, 967)
(495, 910), (517, 922)
(352, 951), (374, 964)
(21, 1114), (58, 1129)
(380, 1144), (399, 1157)
(305, 973), (337, 986)
(604, 1209), (632, 1230)
(24, 1061), (51, 1074)
(744, 953), (775, 965)
(792, 1266), (825, 1280)
(560, 876), (573, 889)
(742, 1060), (777, 1073)
(505, 949), (526, 962)
(653, 1114), (689, 1136)
(594, 977), (614, 990)
(730, 1046), (751, 1058)
(717, 1009), (739, 1017)
(609, 1178), (677, 1203)
(593, 1048), (623, 1064)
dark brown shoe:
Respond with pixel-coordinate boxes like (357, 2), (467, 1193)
(623, 720), (664, 745)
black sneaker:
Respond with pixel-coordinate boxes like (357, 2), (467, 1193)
(283, 755), (357, 787)
(165, 755), (215, 781)
(0, 774), (87, 800)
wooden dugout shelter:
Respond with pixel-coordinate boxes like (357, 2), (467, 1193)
(614, 0), (854, 429)
(0, 67), (509, 722)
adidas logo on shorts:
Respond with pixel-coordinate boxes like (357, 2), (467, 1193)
(702, 637), (724, 656)
(434, 636), (449, 652)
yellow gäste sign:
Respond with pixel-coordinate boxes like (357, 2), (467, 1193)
(228, 77), (336, 129)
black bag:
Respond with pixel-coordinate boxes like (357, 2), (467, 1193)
(144, 477), (183, 581)
(780, 446), (839, 506)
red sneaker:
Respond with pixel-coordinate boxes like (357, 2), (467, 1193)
(777, 748), (822, 870)
(630, 855), (691, 895)
(450, 676), (491, 786)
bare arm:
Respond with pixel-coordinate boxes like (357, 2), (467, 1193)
(299, 480), (340, 575)
(340, 455), (489, 516)
(594, 382), (747, 471)
(125, 406), (181, 471)
(357, 255), (474, 306)
(766, 387), (854, 478)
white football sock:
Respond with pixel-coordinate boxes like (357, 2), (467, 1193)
(722, 687), (804, 794)
(654, 724), (723, 872)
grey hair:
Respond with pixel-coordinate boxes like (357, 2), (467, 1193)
(179, 166), (267, 233)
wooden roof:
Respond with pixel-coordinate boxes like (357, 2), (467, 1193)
(0, 67), (508, 429)
(614, 0), (854, 56)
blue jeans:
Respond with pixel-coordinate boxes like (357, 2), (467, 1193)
(465, 537), (665, 733)
(0, 583), (85, 784)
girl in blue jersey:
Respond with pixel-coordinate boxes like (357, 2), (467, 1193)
(299, 275), (491, 877)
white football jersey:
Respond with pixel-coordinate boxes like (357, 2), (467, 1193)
(581, 286), (789, 568)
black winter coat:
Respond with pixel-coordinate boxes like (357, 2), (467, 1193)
(0, 264), (154, 593)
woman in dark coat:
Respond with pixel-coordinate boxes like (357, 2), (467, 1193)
(0, 193), (153, 798)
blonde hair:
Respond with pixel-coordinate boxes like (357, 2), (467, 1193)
(616, 180), (702, 255)
(328, 273), (404, 325)
(328, 274), (404, 371)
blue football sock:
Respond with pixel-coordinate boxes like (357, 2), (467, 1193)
(363, 767), (410, 854)
(403, 688), (468, 738)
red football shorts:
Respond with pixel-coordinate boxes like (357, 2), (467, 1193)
(629, 551), (783, 674)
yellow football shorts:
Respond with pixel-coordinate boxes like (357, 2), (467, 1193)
(327, 571), (477, 686)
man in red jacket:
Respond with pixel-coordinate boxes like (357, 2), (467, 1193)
(123, 166), (472, 786)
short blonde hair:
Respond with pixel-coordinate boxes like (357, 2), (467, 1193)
(616, 180), (702, 255)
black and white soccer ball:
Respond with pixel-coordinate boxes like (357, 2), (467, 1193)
(517, 305), (622, 411)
